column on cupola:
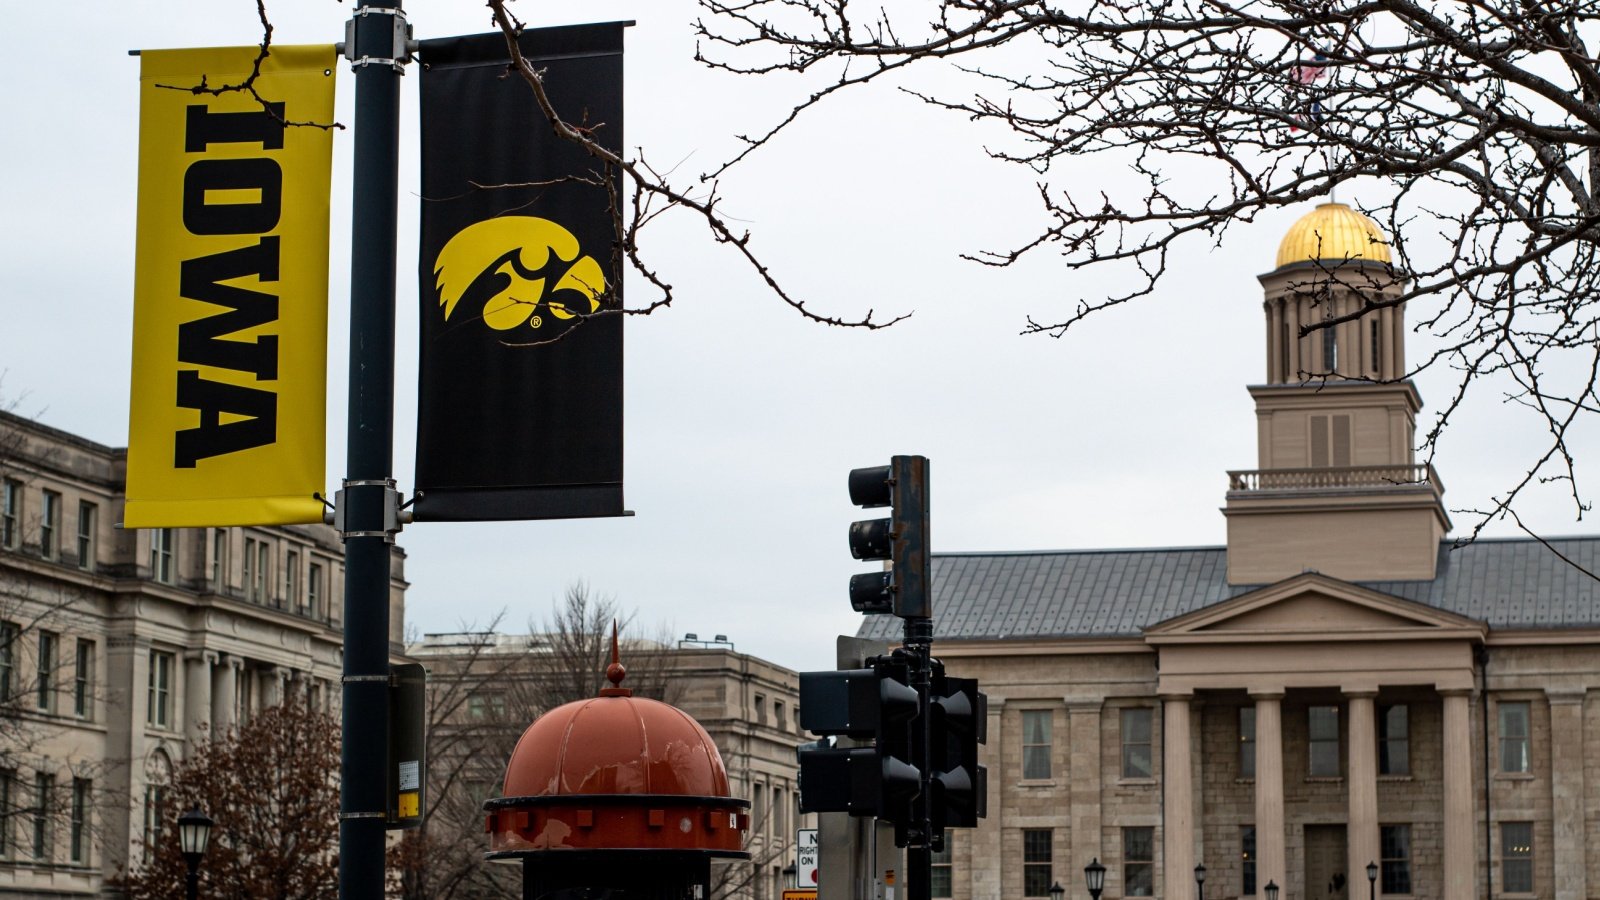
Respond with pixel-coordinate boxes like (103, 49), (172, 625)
(1345, 691), (1380, 900)
(183, 651), (215, 746)
(1252, 693), (1286, 896)
(1162, 695), (1196, 900)
(1441, 690), (1477, 900)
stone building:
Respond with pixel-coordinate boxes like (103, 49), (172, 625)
(862, 204), (1600, 900)
(0, 410), (407, 898)
(408, 631), (809, 900)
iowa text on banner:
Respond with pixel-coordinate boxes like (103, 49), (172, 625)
(125, 46), (336, 528)
(414, 24), (627, 522)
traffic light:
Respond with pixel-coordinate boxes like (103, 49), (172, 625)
(847, 456), (930, 618)
(926, 665), (987, 838)
(797, 656), (921, 823)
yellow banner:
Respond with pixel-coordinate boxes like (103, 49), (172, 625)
(126, 46), (336, 528)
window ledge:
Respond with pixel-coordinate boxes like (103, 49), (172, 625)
(1118, 777), (1158, 787)
(1235, 777), (1256, 784)
(1305, 775), (1344, 783)
(1494, 773), (1536, 782)
(1018, 779), (1059, 788)
(1378, 774), (1413, 782)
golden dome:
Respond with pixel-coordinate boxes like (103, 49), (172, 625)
(1275, 202), (1391, 268)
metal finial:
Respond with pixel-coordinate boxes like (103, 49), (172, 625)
(601, 619), (630, 697)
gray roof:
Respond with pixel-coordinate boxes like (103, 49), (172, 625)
(857, 537), (1600, 642)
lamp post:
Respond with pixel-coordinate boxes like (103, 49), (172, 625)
(1196, 863), (1207, 900)
(177, 805), (213, 900)
(1367, 860), (1378, 900)
(1051, 882), (1066, 900)
(1265, 880), (1280, 900)
(783, 864), (797, 890)
(1085, 858), (1107, 900)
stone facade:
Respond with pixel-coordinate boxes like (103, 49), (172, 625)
(0, 410), (407, 898)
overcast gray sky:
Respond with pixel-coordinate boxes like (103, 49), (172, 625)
(2, 1), (1592, 672)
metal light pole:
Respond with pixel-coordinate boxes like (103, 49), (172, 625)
(177, 806), (213, 900)
(1085, 857), (1107, 900)
(1050, 881), (1066, 900)
(340, 1), (408, 898)
(1265, 880), (1280, 900)
(1196, 862), (1207, 900)
(1367, 860), (1378, 900)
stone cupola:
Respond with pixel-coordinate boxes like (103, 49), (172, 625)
(1223, 203), (1451, 584)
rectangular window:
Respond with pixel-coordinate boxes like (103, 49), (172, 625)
(69, 778), (89, 863)
(1309, 705), (1340, 776)
(1239, 706), (1257, 778)
(76, 501), (96, 571)
(147, 650), (173, 728)
(284, 549), (299, 609)
(32, 772), (52, 860)
(1122, 707), (1153, 778)
(1380, 824), (1412, 894)
(1023, 829), (1052, 897)
(149, 528), (174, 584)
(211, 529), (228, 592)
(1310, 414), (1353, 468)
(36, 631), (56, 712)
(1378, 704), (1409, 775)
(243, 537), (257, 600)
(0, 621), (15, 704)
(1501, 822), (1533, 893)
(0, 480), (19, 549)
(1499, 702), (1530, 773)
(1241, 826), (1257, 895)
(307, 562), (323, 618)
(1021, 710), (1052, 779)
(1370, 318), (1381, 372)
(255, 540), (269, 603)
(1123, 826), (1154, 897)
(774, 701), (786, 733)
(931, 835), (953, 898)
(142, 784), (165, 863)
(755, 693), (767, 725)
(73, 640), (93, 719)
(39, 491), (59, 560)
(467, 691), (507, 721)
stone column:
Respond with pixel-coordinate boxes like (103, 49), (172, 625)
(1164, 695), (1196, 900)
(1547, 689), (1587, 900)
(1286, 300), (1301, 379)
(259, 665), (281, 707)
(212, 657), (239, 734)
(1253, 693), (1286, 899)
(183, 651), (215, 746)
(1441, 690), (1477, 900)
(1346, 692), (1380, 900)
(1069, 701), (1104, 881)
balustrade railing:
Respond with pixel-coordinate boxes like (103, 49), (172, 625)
(1227, 464), (1442, 492)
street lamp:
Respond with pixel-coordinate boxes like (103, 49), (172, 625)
(1051, 882), (1066, 900)
(1367, 860), (1379, 900)
(1265, 880), (1280, 900)
(783, 864), (797, 890)
(1085, 857), (1107, 900)
(1196, 863), (1207, 900)
(177, 805), (213, 900)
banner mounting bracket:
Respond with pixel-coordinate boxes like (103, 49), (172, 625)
(332, 479), (411, 542)
(343, 6), (413, 74)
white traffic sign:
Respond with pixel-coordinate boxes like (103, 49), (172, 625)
(796, 828), (819, 886)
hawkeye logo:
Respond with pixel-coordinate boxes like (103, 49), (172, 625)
(433, 216), (606, 332)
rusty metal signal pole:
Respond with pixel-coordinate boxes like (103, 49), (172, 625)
(338, 1), (411, 898)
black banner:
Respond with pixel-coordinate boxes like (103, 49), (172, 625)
(414, 24), (626, 521)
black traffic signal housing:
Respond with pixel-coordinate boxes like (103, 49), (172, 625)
(847, 456), (930, 618)
(797, 656), (922, 824)
(927, 664), (987, 840)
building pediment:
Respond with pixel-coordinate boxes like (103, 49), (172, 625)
(1144, 572), (1486, 645)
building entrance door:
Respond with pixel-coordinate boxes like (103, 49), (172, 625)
(1304, 825), (1349, 900)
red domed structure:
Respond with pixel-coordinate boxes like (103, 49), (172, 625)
(485, 627), (749, 898)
